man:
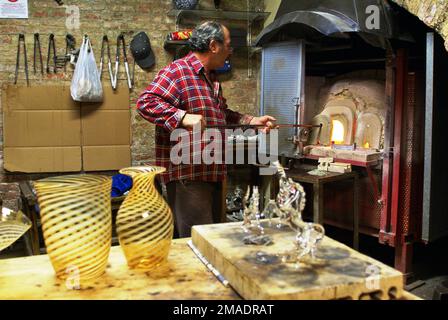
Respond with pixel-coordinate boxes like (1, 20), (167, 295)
(137, 21), (275, 237)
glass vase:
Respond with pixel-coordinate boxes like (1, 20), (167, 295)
(33, 175), (112, 283)
(0, 207), (32, 252)
(117, 166), (174, 269)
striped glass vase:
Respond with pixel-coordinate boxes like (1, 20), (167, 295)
(34, 175), (112, 284)
(117, 166), (174, 269)
(0, 207), (32, 252)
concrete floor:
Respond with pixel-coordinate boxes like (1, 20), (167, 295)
(325, 225), (448, 300)
(407, 237), (448, 300)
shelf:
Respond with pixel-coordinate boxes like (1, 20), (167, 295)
(163, 40), (189, 51)
(166, 8), (270, 78)
(167, 9), (270, 24)
(163, 39), (262, 53)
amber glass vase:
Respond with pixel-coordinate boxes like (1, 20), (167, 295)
(117, 166), (174, 269)
(0, 207), (32, 252)
(33, 175), (112, 283)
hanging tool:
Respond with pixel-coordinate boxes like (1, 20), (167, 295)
(99, 35), (114, 87)
(46, 34), (57, 73)
(113, 33), (133, 90)
(14, 33), (29, 86)
(47, 34), (75, 73)
(33, 33), (43, 75)
(65, 34), (77, 71)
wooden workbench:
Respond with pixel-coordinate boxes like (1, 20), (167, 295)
(0, 237), (421, 300)
(0, 238), (239, 300)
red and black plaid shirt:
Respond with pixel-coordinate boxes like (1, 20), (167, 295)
(137, 52), (252, 184)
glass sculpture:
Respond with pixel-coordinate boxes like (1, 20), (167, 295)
(242, 185), (264, 235)
(273, 161), (326, 263)
(261, 199), (281, 228)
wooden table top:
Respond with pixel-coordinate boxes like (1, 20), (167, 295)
(0, 238), (240, 300)
(0, 236), (421, 300)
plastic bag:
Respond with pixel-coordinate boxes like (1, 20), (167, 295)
(70, 36), (103, 102)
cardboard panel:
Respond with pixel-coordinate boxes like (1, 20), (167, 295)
(2, 84), (131, 173)
(3, 85), (78, 111)
(82, 146), (131, 171)
(81, 110), (130, 146)
(4, 147), (82, 172)
(81, 86), (130, 110)
(3, 110), (81, 147)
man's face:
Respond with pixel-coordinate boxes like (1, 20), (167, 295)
(210, 26), (233, 69)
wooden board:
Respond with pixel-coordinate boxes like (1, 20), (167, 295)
(0, 238), (239, 300)
(192, 221), (404, 300)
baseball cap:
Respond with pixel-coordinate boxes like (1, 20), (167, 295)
(130, 31), (155, 70)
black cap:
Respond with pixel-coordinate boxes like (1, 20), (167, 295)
(130, 32), (155, 70)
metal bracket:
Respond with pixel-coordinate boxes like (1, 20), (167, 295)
(382, 147), (394, 159)
(379, 231), (396, 246)
(292, 97), (301, 106)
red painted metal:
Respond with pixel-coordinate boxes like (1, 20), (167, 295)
(393, 70), (425, 276)
(379, 53), (396, 246)
(390, 49), (408, 246)
(366, 165), (381, 204)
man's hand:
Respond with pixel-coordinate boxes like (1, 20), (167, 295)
(249, 115), (277, 133)
(181, 114), (206, 130)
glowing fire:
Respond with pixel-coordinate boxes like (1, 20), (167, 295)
(363, 142), (370, 149)
(331, 120), (344, 144)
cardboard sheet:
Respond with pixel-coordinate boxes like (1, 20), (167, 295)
(2, 85), (131, 172)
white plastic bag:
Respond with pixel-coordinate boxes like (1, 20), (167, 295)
(70, 36), (103, 102)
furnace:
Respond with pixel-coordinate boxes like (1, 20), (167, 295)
(254, 0), (448, 277)
(304, 96), (383, 162)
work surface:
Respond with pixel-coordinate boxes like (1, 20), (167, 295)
(0, 238), (239, 300)
(192, 222), (404, 300)
(0, 235), (420, 300)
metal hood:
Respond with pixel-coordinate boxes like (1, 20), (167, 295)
(254, 0), (413, 48)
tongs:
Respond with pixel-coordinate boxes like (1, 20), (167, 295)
(113, 33), (133, 90)
(99, 35), (114, 87)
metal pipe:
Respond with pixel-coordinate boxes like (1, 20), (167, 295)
(205, 124), (322, 129)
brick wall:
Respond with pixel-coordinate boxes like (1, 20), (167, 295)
(0, 0), (264, 181)
(392, 0), (448, 51)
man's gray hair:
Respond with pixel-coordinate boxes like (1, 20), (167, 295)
(188, 21), (224, 52)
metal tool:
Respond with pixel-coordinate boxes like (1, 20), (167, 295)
(206, 123), (322, 129)
(46, 34), (57, 73)
(47, 34), (76, 73)
(113, 34), (133, 90)
(187, 240), (229, 287)
(99, 35), (114, 86)
(33, 33), (43, 75)
(64, 34), (76, 71)
(14, 33), (29, 86)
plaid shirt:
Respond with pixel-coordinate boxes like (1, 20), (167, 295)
(137, 52), (252, 184)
